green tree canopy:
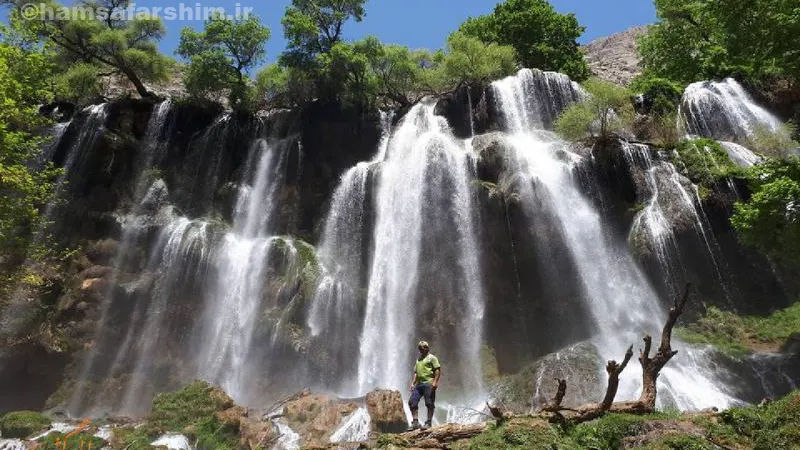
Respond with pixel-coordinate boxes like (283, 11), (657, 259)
(460, 0), (589, 81)
(177, 13), (270, 109)
(731, 158), (800, 266)
(555, 78), (634, 142)
(0, 36), (61, 267)
(639, 0), (800, 86)
(279, 0), (366, 84)
(6, 0), (172, 99)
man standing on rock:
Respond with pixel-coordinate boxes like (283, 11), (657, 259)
(408, 340), (441, 430)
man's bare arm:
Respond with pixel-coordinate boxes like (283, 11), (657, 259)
(432, 368), (441, 389)
(410, 372), (417, 391)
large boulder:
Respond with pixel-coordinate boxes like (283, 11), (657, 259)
(490, 342), (603, 414)
(365, 389), (407, 434)
(282, 391), (359, 447)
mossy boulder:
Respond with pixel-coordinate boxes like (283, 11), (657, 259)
(0, 410), (51, 438)
(148, 380), (235, 433)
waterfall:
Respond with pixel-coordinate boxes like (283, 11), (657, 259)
(719, 141), (762, 167)
(195, 137), (287, 400)
(356, 101), (485, 397)
(491, 70), (737, 410)
(329, 407), (371, 443)
(680, 78), (784, 141)
(306, 112), (392, 393)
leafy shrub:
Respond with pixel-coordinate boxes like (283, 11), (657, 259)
(0, 411), (51, 438)
(671, 138), (745, 186)
(555, 78), (634, 142)
(630, 76), (684, 117)
(744, 123), (800, 159)
(720, 391), (800, 450)
(731, 157), (800, 265)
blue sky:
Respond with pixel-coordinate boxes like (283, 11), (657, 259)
(128, 0), (656, 63)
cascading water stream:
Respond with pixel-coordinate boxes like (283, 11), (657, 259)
(492, 69), (737, 409)
(356, 101), (485, 399)
(680, 78), (784, 142)
(195, 136), (287, 400)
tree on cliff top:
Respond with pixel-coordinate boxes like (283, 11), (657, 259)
(460, 0), (589, 81)
(4, 0), (171, 99)
(178, 13), (270, 110)
(639, 0), (800, 86)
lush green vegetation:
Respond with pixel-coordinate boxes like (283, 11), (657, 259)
(464, 418), (579, 449)
(555, 78), (634, 142)
(177, 13), (270, 109)
(678, 302), (800, 357)
(670, 138), (745, 186)
(0, 24), (64, 293)
(731, 157), (800, 265)
(0, 410), (51, 438)
(639, 0), (800, 87)
(744, 123), (800, 159)
(459, 0), (589, 81)
(8, 0), (172, 100)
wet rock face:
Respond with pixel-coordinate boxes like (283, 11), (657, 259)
(365, 389), (406, 434)
(281, 391), (360, 447)
(489, 342), (603, 414)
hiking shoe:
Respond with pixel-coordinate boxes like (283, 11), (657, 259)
(422, 421), (432, 430)
(408, 421), (421, 431)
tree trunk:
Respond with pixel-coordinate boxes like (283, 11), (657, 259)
(602, 345), (634, 410)
(122, 67), (153, 99)
(638, 284), (691, 410)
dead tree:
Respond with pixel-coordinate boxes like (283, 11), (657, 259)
(638, 284), (691, 410)
(601, 345), (633, 410)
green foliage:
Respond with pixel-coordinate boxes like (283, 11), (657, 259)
(719, 390), (800, 450)
(671, 138), (744, 186)
(177, 13), (270, 109)
(630, 75), (684, 117)
(555, 78), (634, 142)
(460, 0), (589, 81)
(9, 0), (172, 98)
(632, 434), (717, 450)
(639, 0), (800, 86)
(731, 157), (800, 265)
(37, 431), (105, 450)
(467, 419), (579, 450)
(0, 410), (51, 438)
(112, 427), (152, 450)
(744, 123), (800, 159)
(570, 414), (655, 449)
(148, 380), (233, 432)
(442, 31), (516, 86)
(678, 302), (800, 357)
(0, 40), (62, 269)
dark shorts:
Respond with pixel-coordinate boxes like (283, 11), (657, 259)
(409, 383), (436, 409)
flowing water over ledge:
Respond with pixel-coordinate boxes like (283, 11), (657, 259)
(12, 67), (796, 424)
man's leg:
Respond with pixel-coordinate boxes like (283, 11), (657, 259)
(408, 385), (422, 428)
(424, 385), (436, 427)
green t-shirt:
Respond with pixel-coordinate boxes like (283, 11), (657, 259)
(414, 354), (441, 384)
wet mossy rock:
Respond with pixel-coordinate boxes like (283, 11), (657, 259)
(0, 410), (51, 438)
(148, 380), (235, 433)
(366, 389), (407, 434)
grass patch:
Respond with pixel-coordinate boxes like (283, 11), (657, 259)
(464, 418), (579, 450)
(0, 410), (51, 438)
(569, 413), (678, 450)
(677, 302), (800, 357)
(719, 390), (800, 449)
(145, 380), (239, 450)
(631, 433), (717, 450)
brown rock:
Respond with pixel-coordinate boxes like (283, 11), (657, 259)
(366, 389), (407, 434)
(583, 26), (649, 86)
(86, 239), (120, 264)
(283, 392), (359, 447)
(216, 406), (247, 430)
(78, 265), (114, 280)
(240, 418), (275, 450)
